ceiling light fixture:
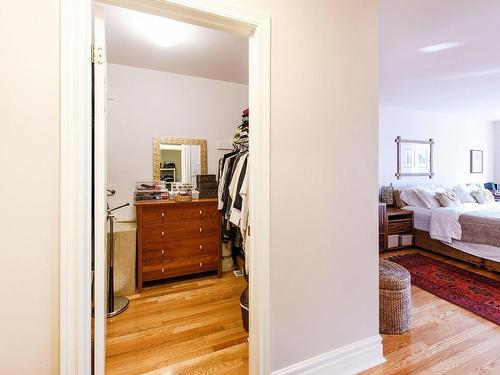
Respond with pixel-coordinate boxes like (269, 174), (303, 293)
(125, 10), (193, 48)
(438, 68), (500, 80)
(419, 42), (464, 53)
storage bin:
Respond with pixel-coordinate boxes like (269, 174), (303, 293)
(399, 234), (413, 247)
(135, 181), (167, 191)
(197, 181), (218, 190)
(196, 174), (217, 183)
(240, 287), (249, 333)
(379, 259), (411, 334)
(388, 234), (399, 248)
(199, 189), (218, 199)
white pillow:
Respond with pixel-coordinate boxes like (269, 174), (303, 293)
(436, 191), (462, 207)
(424, 184), (447, 193)
(454, 184), (480, 203)
(400, 188), (426, 207)
(471, 188), (495, 204)
(414, 187), (441, 209)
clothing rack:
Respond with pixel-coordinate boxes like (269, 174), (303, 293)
(218, 108), (250, 273)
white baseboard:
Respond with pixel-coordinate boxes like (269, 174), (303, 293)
(271, 335), (385, 375)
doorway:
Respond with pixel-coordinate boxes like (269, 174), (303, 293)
(60, 1), (270, 374)
(100, 3), (249, 372)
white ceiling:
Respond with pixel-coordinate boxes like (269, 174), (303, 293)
(103, 4), (248, 84)
(380, 0), (500, 120)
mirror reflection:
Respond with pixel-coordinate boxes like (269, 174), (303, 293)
(159, 144), (201, 189)
(153, 137), (208, 190)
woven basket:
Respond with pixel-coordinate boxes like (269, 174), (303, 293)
(174, 194), (192, 202)
(379, 259), (411, 334)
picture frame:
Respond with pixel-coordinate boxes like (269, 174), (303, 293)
(470, 149), (483, 173)
(395, 136), (434, 179)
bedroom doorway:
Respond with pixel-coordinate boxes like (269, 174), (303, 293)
(60, 0), (270, 374)
(372, 1), (500, 373)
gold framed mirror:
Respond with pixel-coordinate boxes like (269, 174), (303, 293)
(153, 137), (208, 186)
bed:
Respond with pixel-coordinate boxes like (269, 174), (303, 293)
(394, 187), (500, 273)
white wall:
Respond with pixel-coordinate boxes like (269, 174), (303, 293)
(2, 1), (379, 374)
(380, 106), (495, 187)
(106, 63), (248, 220)
(494, 122), (500, 182)
(0, 1), (60, 374)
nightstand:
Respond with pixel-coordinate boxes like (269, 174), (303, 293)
(379, 206), (414, 252)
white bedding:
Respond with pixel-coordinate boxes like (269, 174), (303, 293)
(404, 206), (431, 232)
(403, 203), (500, 262)
(429, 202), (500, 243)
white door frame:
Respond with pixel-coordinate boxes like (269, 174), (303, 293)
(60, 0), (271, 374)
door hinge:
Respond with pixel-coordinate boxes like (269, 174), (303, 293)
(91, 44), (104, 65)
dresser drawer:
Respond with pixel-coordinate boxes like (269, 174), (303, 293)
(142, 205), (219, 225)
(198, 220), (219, 237)
(142, 222), (219, 245)
(198, 205), (220, 221)
(166, 221), (219, 241)
(143, 238), (220, 263)
(142, 224), (168, 245)
(199, 238), (220, 255)
(142, 247), (203, 263)
(142, 244), (167, 264)
(142, 207), (169, 225)
(142, 255), (219, 282)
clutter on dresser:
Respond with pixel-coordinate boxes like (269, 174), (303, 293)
(134, 181), (169, 201)
(175, 189), (192, 202)
(171, 182), (194, 191)
(169, 182), (194, 202)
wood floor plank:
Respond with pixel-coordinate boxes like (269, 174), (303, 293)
(106, 272), (248, 375)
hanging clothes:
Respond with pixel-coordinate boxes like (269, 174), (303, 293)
(217, 108), (251, 264)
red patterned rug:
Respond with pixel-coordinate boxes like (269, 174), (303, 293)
(390, 253), (500, 325)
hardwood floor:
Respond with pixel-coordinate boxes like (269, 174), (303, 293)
(106, 272), (248, 375)
(362, 248), (500, 375)
(106, 248), (500, 375)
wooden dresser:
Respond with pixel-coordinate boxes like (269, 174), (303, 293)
(135, 199), (221, 292)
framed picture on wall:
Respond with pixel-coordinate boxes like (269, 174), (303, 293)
(470, 150), (483, 173)
(395, 136), (434, 179)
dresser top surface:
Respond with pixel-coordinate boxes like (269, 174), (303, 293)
(135, 198), (218, 207)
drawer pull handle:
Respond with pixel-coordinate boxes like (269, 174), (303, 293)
(161, 231), (165, 237)
(161, 212), (165, 218)
(161, 268), (165, 273)
(199, 245), (203, 250)
(161, 250), (165, 255)
(199, 262), (203, 267)
(199, 210), (203, 215)
(199, 228), (203, 233)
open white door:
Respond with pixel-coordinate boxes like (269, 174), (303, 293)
(93, 4), (107, 375)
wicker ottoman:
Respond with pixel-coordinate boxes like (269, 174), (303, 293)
(379, 259), (411, 334)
